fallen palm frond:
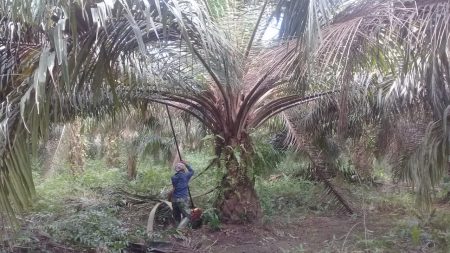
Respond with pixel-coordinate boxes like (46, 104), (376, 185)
(281, 112), (353, 214)
(146, 200), (173, 235)
(315, 168), (354, 214)
(115, 189), (161, 205)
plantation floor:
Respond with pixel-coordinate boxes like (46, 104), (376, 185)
(2, 199), (447, 252)
(2, 156), (449, 252)
(172, 213), (401, 253)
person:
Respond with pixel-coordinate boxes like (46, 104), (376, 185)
(171, 160), (194, 224)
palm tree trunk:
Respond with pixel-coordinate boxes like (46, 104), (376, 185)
(68, 119), (85, 174)
(127, 153), (137, 180)
(105, 134), (120, 168)
(214, 139), (262, 223)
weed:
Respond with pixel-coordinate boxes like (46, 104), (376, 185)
(371, 158), (392, 182)
(273, 152), (310, 176)
(202, 208), (221, 231)
(43, 207), (128, 251)
(354, 238), (396, 252)
(129, 162), (171, 194)
(280, 244), (305, 253)
(256, 176), (316, 216)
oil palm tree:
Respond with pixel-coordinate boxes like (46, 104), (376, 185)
(2, 0), (449, 224)
(272, 0), (450, 210)
(119, 0), (344, 221)
(0, 0), (229, 223)
(0, 0), (343, 223)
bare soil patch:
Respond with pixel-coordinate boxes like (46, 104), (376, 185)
(180, 214), (395, 253)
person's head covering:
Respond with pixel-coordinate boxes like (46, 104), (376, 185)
(175, 162), (185, 172)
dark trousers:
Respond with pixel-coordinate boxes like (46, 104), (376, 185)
(172, 198), (191, 223)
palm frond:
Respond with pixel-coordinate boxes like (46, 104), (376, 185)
(274, 0), (344, 43)
(263, 1), (450, 210)
(0, 0), (238, 221)
(280, 112), (353, 214)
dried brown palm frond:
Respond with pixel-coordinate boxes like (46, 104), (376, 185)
(275, 75), (405, 212)
(280, 111), (353, 214)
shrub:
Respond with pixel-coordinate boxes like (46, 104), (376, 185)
(256, 176), (316, 216)
(44, 207), (128, 251)
(202, 208), (221, 231)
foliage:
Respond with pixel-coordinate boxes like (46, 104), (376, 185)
(0, 0), (449, 231)
(0, 0), (354, 223)
(128, 162), (172, 195)
(43, 207), (128, 251)
(249, 131), (285, 177)
(0, 0), (233, 221)
(256, 176), (317, 216)
(281, 244), (306, 253)
(386, 210), (450, 252)
(273, 152), (311, 177)
(280, 0), (450, 209)
(202, 208), (221, 231)
(335, 153), (357, 181)
(4, 156), (168, 250)
(4, 145), (450, 252)
(318, 190), (450, 252)
(371, 159), (392, 183)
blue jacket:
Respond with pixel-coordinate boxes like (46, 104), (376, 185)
(171, 164), (194, 199)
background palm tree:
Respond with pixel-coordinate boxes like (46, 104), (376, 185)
(271, 0), (450, 210)
(0, 0), (228, 223)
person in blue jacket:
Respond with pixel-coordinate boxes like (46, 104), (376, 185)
(171, 160), (194, 223)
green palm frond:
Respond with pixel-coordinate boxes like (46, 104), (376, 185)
(273, 0), (344, 42)
(267, 0), (449, 90)
(264, 0), (449, 209)
(0, 0), (233, 222)
(2, 0), (448, 222)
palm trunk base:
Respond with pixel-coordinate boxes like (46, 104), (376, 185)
(215, 177), (261, 223)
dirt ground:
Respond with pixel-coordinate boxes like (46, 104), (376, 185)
(3, 198), (438, 253)
(116, 200), (408, 253)
(170, 213), (396, 253)
(0, 209), (431, 253)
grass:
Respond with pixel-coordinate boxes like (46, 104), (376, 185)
(256, 175), (318, 216)
(317, 184), (450, 253)
(18, 157), (164, 251)
(42, 206), (128, 251)
(5, 149), (450, 252)
(10, 151), (222, 250)
(18, 151), (322, 250)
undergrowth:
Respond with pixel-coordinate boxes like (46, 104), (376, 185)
(3, 151), (224, 251)
(43, 207), (128, 251)
(3, 150), (450, 252)
(256, 176), (317, 216)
